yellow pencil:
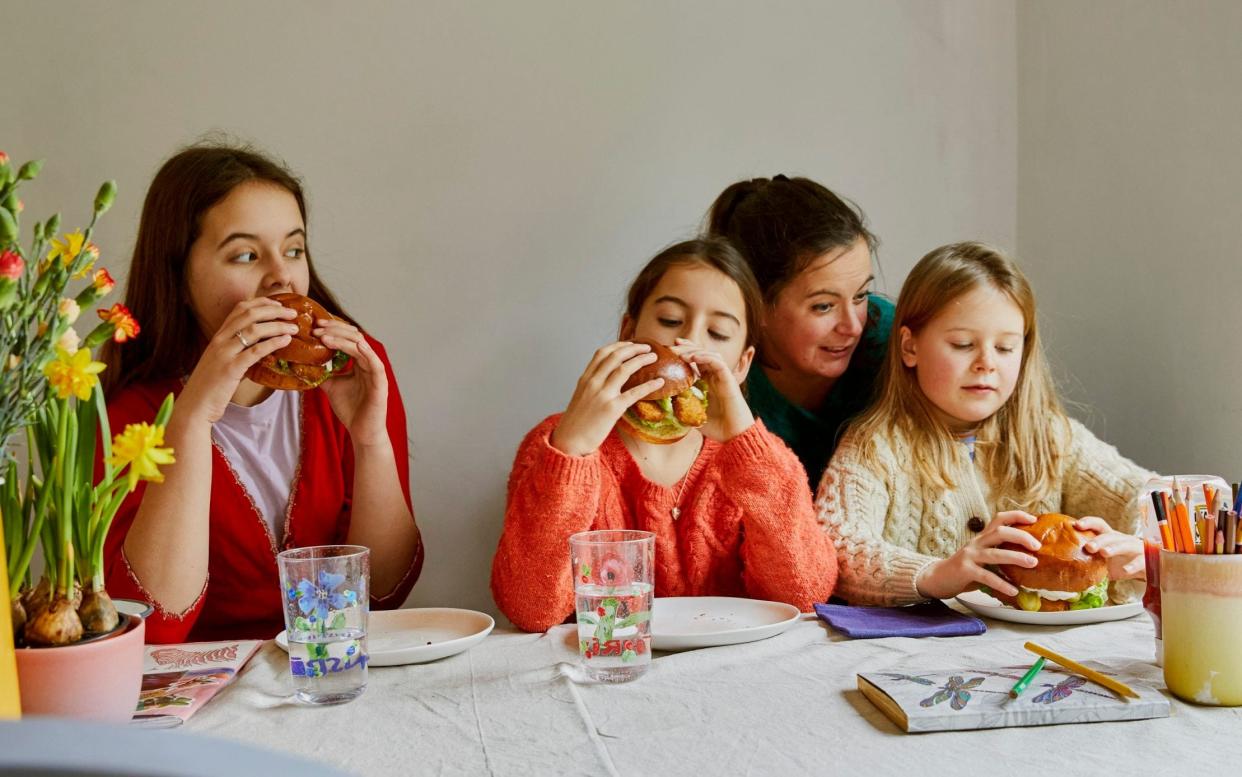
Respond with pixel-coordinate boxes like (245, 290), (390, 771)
(1023, 642), (1140, 699)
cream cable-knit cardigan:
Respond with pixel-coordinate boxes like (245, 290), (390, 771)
(816, 417), (1153, 606)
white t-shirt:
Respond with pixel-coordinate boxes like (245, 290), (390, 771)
(212, 390), (302, 546)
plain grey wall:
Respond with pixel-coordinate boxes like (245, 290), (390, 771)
(1018, 0), (1241, 477)
(3, 1), (1017, 617)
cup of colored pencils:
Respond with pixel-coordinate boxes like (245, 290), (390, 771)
(1140, 476), (1242, 706)
(1138, 475), (1234, 667)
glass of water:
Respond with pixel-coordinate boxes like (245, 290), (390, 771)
(277, 545), (370, 705)
(569, 530), (654, 683)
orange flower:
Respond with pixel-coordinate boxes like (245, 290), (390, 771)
(92, 268), (115, 294)
(98, 303), (140, 342)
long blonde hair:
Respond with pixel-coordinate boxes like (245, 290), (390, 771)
(853, 242), (1068, 508)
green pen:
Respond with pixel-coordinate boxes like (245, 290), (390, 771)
(1009, 656), (1046, 698)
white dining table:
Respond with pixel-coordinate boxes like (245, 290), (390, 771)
(185, 607), (1235, 776)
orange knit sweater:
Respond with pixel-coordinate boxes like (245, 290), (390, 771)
(491, 414), (837, 632)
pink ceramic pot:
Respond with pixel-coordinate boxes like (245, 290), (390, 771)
(15, 613), (145, 722)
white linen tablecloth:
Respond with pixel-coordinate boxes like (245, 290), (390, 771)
(187, 610), (1237, 776)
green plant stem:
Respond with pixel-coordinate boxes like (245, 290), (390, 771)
(52, 396), (71, 596)
(83, 477), (127, 584)
(11, 458), (53, 600)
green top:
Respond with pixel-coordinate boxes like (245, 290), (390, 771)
(746, 295), (895, 492)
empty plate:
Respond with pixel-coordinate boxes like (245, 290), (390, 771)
(651, 596), (801, 651)
(276, 607), (494, 666)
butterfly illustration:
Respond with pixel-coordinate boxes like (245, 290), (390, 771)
(882, 673), (935, 686)
(1032, 675), (1086, 704)
(920, 675), (985, 710)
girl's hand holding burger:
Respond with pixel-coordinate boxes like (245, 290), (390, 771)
(916, 511), (1041, 600)
(313, 317), (390, 448)
(672, 338), (754, 443)
(551, 342), (664, 457)
(1076, 516), (1144, 580)
(180, 297), (298, 425)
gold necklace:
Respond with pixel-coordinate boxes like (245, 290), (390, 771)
(670, 472), (691, 520)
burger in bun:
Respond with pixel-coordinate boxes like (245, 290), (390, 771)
(245, 292), (351, 391)
(618, 340), (709, 445)
(986, 513), (1109, 612)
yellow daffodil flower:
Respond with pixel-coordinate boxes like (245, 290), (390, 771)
(42, 346), (106, 400)
(109, 422), (176, 492)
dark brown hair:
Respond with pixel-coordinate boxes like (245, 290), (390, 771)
(102, 143), (355, 395)
(624, 236), (762, 351)
(706, 175), (877, 305)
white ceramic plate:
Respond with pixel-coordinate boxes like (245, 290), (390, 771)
(651, 596), (801, 651)
(954, 590), (1144, 625)
(276, 607), (494, 666)
(113, 598), (154, 620)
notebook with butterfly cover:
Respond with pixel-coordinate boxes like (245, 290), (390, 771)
(857, 662), (1170, 733)
(130, 640), (263, 728)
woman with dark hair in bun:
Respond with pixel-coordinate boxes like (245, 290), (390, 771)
(707, 176), (893, 490)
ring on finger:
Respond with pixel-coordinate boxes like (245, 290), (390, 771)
(235, 331), (252, 349)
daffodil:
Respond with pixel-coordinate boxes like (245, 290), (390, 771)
(42, 346), (106, 400)
(109, 422), (176, 492)
(45, 230), (99, 276)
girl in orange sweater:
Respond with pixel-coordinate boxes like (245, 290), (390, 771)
(491, 237), (837, 632)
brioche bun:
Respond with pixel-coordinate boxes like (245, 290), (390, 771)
(245, 293), (342, 391)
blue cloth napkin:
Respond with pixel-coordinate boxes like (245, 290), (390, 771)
(814, 600), (986, 639)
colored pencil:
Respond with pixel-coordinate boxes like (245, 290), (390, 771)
(1023, 642), (1140, 699)
(1172, 484), (1196, 554)
(1228, 510), (1238, 556)
(1148, 492), (1172, 551)
(1205, 514), (1216, 554)
(1154, 490), (1179, 552)
(1009, 656), (1047, 699)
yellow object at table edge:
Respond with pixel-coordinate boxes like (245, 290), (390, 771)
(0, 539), (21, 718)
(1023, 641), (1139, 699)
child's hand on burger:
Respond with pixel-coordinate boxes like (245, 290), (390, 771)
(551, 342), (663, 457)
(1075, 516), (1144, 580)
(916, 511), (1041, 600)
(181, 297), (298, 426)
(313, 318), (390, 448)
(672, 338), (754, 442)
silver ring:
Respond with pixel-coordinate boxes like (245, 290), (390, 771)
(235, 331), (252, 349)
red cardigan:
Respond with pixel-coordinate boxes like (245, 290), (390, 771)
(102, 336), (422, 643)
(491, 414), (837, 632)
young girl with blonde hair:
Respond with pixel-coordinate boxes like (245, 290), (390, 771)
(818, 242), (1150, 606)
